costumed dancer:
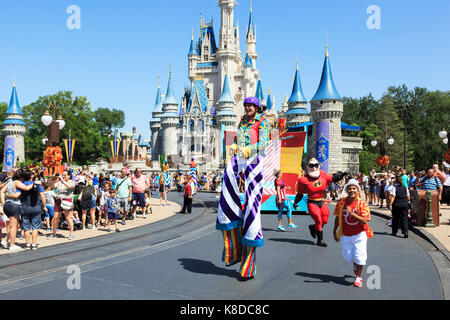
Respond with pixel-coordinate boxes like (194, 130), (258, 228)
(216, 96), (269, 281)
(332, 179), (373, 287)
(293, 158), (347, 247)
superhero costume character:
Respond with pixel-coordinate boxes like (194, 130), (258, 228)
(293, 158), (347, 247)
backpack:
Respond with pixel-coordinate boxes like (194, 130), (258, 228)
(22, 183), (41, 213)
(82, 185), (95, 202)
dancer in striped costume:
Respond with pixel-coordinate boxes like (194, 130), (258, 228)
(216, 97), (269, 281)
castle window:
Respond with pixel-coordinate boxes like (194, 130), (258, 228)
(206, 88), (210, 99)
(320, 101), (323, 105)
(333, 100), (336, 104)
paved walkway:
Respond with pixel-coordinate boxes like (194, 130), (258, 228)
(367, 201), (450, 260)
(0, 196), (181, 255)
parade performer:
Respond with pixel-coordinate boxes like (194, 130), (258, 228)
(293, 158), (347, 247)
(216, 96), (269, 281)
(332, 179), (373, 287)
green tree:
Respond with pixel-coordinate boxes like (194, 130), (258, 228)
(22, 91), (125, 165)
(93, 107), (125, 137)
(0, 102), (8, 154)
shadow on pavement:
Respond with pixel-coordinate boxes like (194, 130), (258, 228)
(268, 238), (315, 245)
(295, 272), (354, 286)
(178, 258), (240, 279)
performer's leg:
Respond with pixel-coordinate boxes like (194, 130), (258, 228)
(391, 205), (399, 236)
(239, 246), (257, 278)
(320, 204), (330, 228)
(221, 227), (242, 265)
(307, 203), (323, 231)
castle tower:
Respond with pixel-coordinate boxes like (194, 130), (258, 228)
(246, 0), (258, 67)
(255, 77), (264, 106)
(216, 74), (237, 166)
(149, 81), (163, 162)
(218, 0), (236, 52)
(266, 90), (275, 113)
(160, 70), (179, 157)
(309, 43), (343, 174)
(286, 62), (309, 128)
(2, 81), (26, 171)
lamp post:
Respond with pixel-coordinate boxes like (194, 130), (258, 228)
(371, 131), (394, 170)
(41, 101), (65, 147)
(437, 121), (449, 163)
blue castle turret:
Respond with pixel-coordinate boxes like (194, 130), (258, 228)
(3, 81), (26, 171)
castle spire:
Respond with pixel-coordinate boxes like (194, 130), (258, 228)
(218, 74), (234, 104)
(5, 81), (23, 115)
(188, 28), (196, 55)
(311, 43), (342, 102)
(288, 62), (307, 103)
(163, 68), (177, 105)
(255, 77), (264, 103)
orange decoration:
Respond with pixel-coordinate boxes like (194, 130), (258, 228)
(376, 154), (390, 168)
(445, 149), (450, 163)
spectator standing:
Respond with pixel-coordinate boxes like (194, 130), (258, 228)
(442, 167), (450, 206)
(43, 182), (57, 231)
(49, 170), (76, 240)
(130, 168), (150, 220)
(401, 169), (409, 188)
(105, 189), (120, 232)
(390, 175), (411, 238)
(379, 176), (387, 208)
(408, 171), (417, 191)
(179, 173), (195, 214)
(116, 168), (133, 222)
(274, 169), (297, 231)
(79, 181), (98, 230)
(368, 173), (376, 205)
(158, 173), (168, 206)
(99, 182), (111, 226)
(361, 173), (369, 202)
(20, 170), (46, 250)
(420, 169), (442, 193)
(1, 169), (37, 250)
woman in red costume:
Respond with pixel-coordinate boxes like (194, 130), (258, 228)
(293, 158), (347, 247)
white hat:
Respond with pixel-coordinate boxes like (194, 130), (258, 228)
(341, 178), (361, 198)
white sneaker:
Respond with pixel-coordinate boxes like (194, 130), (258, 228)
(9, 245), (22, 251)
(143, 213), (146, 219)
(133, 213), (136, 219)
(1, 240), (8, 248)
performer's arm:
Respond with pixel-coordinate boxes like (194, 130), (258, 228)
(348, 203), (370, 225)
(332, 171), (348, 183)
(293, 192), (303, 209)
(333, 216), (340, 242)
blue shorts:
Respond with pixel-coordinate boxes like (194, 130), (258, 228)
(21, 213), (41, 231)
(81, 197), (97, 211)
(132, 193), (146, 208)
(4, 202), (22, 218)
(108, 211), (119, 220)
(45, 205), (54, 219)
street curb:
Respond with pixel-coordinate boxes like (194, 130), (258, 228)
(370, 209), (450, 263)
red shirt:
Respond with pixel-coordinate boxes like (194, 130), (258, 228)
(296, 170), (333, 200)
(275, 178), (287, 202)
(342, 199), (371, 236)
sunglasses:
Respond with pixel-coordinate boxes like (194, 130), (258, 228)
(308, 163), (320, 168)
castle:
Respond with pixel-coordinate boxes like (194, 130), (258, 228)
(144, 0), (363, 174)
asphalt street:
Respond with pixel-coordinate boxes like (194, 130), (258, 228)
(0, 192), (446, 300)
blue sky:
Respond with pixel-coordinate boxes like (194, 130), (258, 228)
(0, 0), (449, 139)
